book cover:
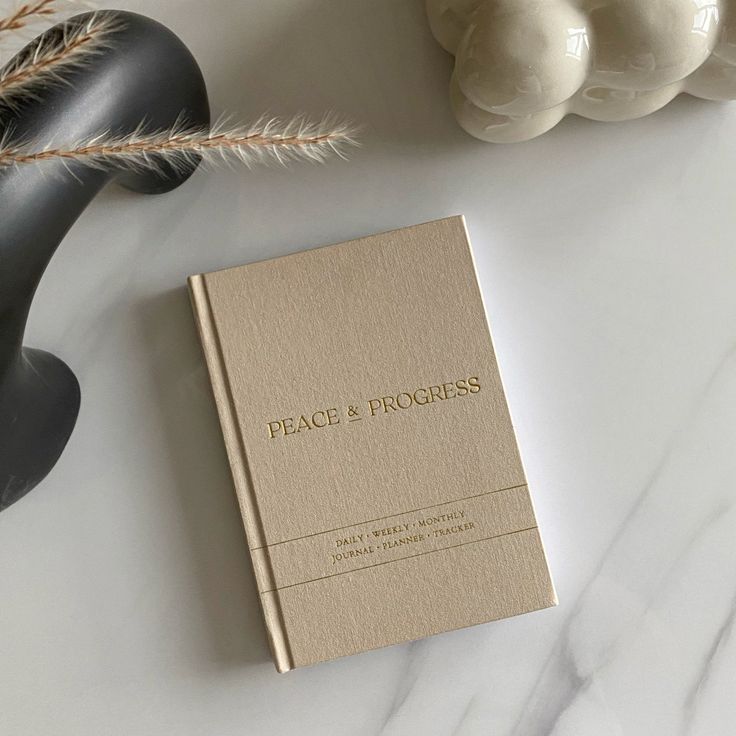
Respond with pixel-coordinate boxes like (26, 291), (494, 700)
(188, 216), (556, 672)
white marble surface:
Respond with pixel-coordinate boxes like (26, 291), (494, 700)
(2, 1), (736, 734)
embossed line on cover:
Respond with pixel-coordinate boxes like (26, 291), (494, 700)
(258, 527), (539, 594)
(190, 274), (293, 671)
(250, 482), (528, 550)
(251, 482), (538, 593)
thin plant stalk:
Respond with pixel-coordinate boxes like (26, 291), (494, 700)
(0, 1), (58, 35)
(0, 13), (118, 105)
(0, 116), (359, 173)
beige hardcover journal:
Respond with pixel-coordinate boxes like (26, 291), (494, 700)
(188, 216), (556, 672)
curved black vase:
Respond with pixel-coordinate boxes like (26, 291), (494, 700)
(0, 11), (210, 510)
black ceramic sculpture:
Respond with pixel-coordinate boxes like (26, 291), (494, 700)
(0, 11), (210, 511)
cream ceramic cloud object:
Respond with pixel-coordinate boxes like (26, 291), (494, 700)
(427, 0), (736, 142)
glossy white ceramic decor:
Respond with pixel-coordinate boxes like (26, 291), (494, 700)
(427, 0), (736, 141)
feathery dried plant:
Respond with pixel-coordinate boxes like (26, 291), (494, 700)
(0, 1), (59, 34)
(0, 12), (119, 107)
(0, 7), (358, 172)
(0, 114), (359, 171)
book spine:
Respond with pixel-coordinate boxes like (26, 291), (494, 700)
(187, 274), (293, 673)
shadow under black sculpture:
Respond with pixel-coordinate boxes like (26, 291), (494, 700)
(0, 11), (210, 511)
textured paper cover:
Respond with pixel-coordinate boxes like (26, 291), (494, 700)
(188, 216), (556, 671)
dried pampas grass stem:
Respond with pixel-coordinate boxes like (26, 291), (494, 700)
(0, 0), (57, 35)
(0, 116), (360, 173)
(0, 8), (359, 177)
(0, 13), (118, 105)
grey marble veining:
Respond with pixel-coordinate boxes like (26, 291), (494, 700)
(1, 1), (735, 734)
